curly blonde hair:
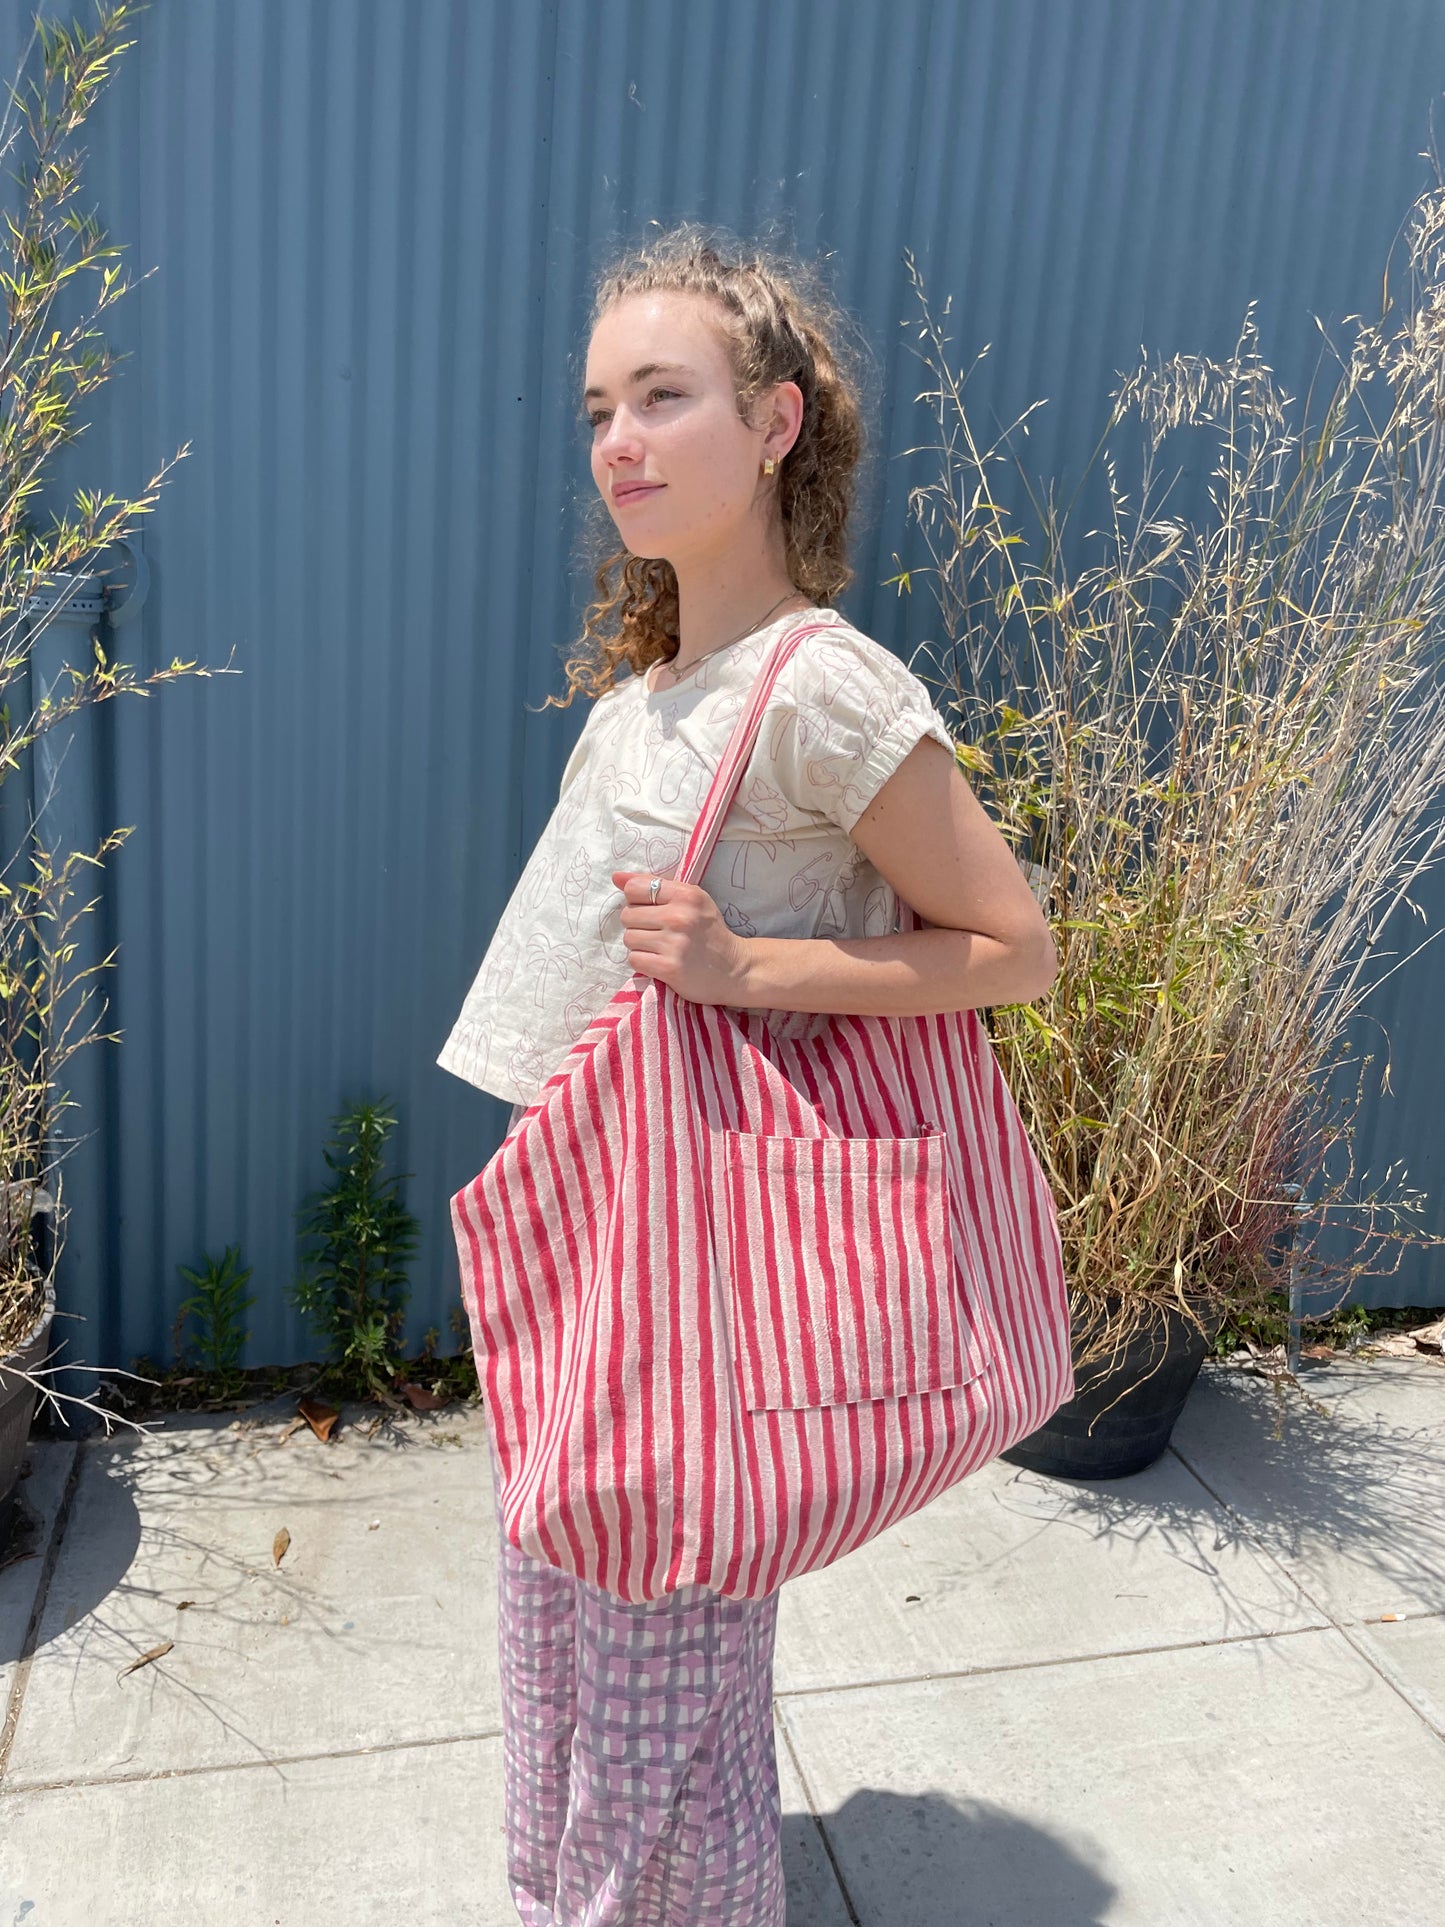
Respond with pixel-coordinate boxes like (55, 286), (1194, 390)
(539, 221), (872, 710)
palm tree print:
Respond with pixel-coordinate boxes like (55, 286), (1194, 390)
(524, 929), (585, 1006)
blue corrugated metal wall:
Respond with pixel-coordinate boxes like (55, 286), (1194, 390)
(5, 0), (1442, 1400)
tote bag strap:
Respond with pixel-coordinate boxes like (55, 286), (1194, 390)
(676, 615), (836, 887)
(675, 614), (925, 933)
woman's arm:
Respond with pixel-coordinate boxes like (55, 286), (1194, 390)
(735, 735), (1057, 1018)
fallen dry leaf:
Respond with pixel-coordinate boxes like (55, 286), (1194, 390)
(119, 1640), (173, 1679)
(297, 1397), (339, 1441)
(399, 1380), (451, 1411)
(273, 1526), (291, 1567)
(1364, 1332), (1425, 1359)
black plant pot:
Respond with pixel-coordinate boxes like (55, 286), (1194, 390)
(0, 1275), (56, 1550)
(1001, 1297), (1217, 1481)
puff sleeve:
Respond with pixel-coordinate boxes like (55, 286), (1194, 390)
(762, 624), (957, 834)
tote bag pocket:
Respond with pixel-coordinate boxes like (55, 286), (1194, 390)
(716, 1127), (982, 1411)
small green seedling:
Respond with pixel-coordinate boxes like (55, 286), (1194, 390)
(175, 1244), (256, 1391)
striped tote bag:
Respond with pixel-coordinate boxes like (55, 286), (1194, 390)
(450, 617), (1074, 1602)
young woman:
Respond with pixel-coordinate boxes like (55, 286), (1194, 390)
(437, 226), (1056, 1927)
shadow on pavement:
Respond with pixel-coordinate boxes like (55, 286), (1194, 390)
(785, 1789), (1117, 1927)
(1173, 1361), (1445, 1606)
(0, 1449), (140, 1664)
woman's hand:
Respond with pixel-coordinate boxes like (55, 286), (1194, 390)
(611, 870), (754, 1005)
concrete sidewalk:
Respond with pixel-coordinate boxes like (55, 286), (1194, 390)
(1, 1354), (1442, 1926)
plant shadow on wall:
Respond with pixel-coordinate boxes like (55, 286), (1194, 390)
(0, 1), (236, 1484)
(891, 149), (1445, 1450)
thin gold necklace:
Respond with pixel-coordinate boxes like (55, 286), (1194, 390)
(649, 591), (813, 691)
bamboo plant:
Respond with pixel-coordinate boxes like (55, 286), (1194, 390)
(0, 5), (230, 1431)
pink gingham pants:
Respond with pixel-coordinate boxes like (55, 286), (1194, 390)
(490, 1102), (787, 1927)
(492, 1489), (787, 1925)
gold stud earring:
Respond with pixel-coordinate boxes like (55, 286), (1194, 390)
(763, 456), (776, 476)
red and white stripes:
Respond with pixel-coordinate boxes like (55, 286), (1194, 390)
(450, 619), (1074, 1602)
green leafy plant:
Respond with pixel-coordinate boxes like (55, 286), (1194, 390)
(895, 159), (1445, 1382)
(288, 1099), (422, 1403)
(1211, 1295), (1440, 1359)
(172, 1244), (255, 1394)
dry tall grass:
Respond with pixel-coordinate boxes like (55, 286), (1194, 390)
(898, 174), (1445, 1376)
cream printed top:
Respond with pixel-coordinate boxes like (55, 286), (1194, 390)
(436, 606), (958, 1108)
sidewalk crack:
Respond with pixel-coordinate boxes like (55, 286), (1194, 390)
(0, 1725), (508, 1799)
(776, 1703), (862, 1926)
(0, 1442), (85, 1788)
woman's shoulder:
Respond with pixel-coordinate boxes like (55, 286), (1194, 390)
(551, 664), (642, 794)
(760, 610), (957, 832)
(570, 662), (647, 738)
(591, 664), (641, 708)
(773, 610), (946, 717)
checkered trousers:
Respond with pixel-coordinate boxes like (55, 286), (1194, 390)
(486, 1260), (787, 1924)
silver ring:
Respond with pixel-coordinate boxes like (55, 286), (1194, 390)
(648, 876), (662, 904)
